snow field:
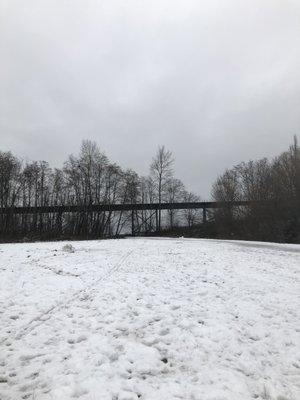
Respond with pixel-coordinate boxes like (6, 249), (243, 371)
(0, 238), (299, 400)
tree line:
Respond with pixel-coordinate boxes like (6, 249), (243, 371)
(0, 137), (298, 243)
(212, 136), (299, 243)
(0, 141), (200, 240)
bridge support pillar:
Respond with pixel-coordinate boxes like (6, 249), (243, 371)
(131, 209), (135, 236)
(155, 209), (158, 232)
(56, 211), (63, 236)
(203, 207), (207, 224)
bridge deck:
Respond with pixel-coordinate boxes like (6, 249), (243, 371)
(0, 201), (259, 214)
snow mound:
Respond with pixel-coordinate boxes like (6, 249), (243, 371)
(62, 243), (75, 253)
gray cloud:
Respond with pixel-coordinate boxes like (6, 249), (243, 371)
(1, 0), (300, 197)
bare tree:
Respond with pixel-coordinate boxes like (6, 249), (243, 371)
(182, 191), (200, 228)
(165, 178), (185, 228)
(0, 151), (21, 208)
(150, 146), (174, 231)
(211, 136), (299, 242)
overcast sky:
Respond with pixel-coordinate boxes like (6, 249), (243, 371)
(1, 0), (300, 198)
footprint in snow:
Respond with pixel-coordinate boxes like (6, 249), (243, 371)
(67, 335), (87, 344)
(159, 328), (169, 336)
(71, 387), (89, 398)
(117, 390), (140, 400)
(9, 315), (19, 320)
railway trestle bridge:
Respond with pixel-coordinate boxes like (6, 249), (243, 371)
(0, 201), (265, 236)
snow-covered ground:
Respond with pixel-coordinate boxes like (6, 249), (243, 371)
(0, 238), (299, 400)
